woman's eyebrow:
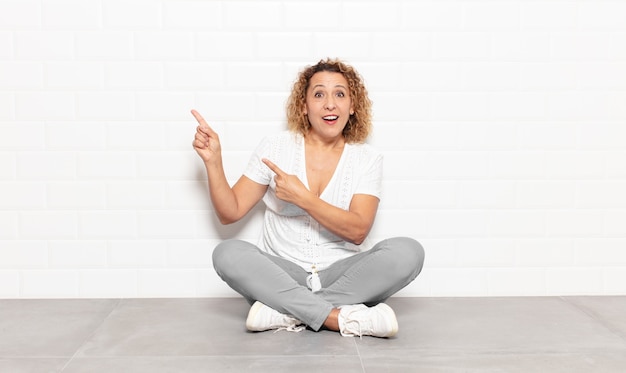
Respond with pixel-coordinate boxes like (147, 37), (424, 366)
(311, 84), (348, 89)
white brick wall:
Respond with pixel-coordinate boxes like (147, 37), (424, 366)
(1, 0), (625, 298)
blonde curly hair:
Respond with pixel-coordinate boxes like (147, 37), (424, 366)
(286, 58), (372, 144)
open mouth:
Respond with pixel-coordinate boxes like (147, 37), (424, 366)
(323, 115), (339, 122)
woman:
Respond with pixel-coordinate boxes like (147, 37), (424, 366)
(192, 58), (424, 337)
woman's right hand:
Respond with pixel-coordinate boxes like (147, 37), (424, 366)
(191, 109), (222, 164)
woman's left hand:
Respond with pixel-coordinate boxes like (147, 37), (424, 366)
(262, 158), (313, 205)
(263, 158), (378, 245)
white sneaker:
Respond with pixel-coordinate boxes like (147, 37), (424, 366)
(338, 303), (398, 338)
(245, 301), (305, 333)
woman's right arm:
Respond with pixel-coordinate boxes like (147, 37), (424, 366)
(191, 109), (267, 224)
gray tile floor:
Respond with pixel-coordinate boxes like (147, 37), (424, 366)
(1, 296), (626, 372)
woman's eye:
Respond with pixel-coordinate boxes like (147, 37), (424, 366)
(336, 92), (345, 97)
(314, 92), (323, 98)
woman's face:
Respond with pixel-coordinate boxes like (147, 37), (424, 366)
(303, 71), (354, 141)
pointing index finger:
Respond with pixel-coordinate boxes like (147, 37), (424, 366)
(191, 109), (206, 124)
(262, 158), (285, 176)
(191, 109), (216, 135)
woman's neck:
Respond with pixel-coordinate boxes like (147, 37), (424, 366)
(304, 133), (345, 151)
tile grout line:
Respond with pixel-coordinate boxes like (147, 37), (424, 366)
(559, 296), (626, 343)
(353, 338), (367, 373)
(58, 298), (123, 372)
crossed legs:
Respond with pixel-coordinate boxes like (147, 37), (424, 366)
(212, 237), (425, 332)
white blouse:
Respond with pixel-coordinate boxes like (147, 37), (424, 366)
(244, 131), (383, 272)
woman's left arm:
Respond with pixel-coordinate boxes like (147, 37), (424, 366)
(262, 158), (378, 245)
(307, 194), (379, 245)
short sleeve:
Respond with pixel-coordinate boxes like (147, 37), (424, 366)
(354, 147), (383, 198)
(243, 136), (272, 185)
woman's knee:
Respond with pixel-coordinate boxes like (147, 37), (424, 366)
(383, 237), (425, 276)
(212, 239), (231, 270)
(212, 239), (254, 273)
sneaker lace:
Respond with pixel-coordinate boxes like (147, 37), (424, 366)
(343, 310), (370, 338)
(346, 321), (364, 338)
(273, 324), (306, 333)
